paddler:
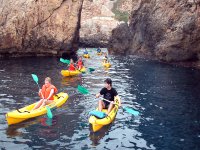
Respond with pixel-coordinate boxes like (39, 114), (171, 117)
(32, 77), (58, 110)
(103, 52), (108, 63)
(84, 48), (88, 55)
(77, 56), (84, 70)
(96, 78), (121, 115)
(97, 47), (101, 53)
(68, 59), (76, 71)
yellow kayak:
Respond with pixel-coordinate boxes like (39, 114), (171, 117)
(80, 66), (86, 72)
(60, 67), (86, 77)
(83, 54), (90, 58)
(89, 98), (120, 132)
(97, 52), (102, 56)
(102, 62), (111, 68)
(6, 92), (69, 125)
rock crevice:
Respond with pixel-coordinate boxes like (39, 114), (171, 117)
(0, 0), (83, 57)
(109, 0), (200, 62)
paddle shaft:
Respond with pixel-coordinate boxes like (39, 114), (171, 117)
(34, 78), (45, 99)
(99, 97), (139, 116)
(99, 97), (119, 106)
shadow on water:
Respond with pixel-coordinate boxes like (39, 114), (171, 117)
(89, 123), (112, 146)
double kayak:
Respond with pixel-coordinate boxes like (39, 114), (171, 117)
(6, 92), (69, 125)
(83, 54), (90, 58)
(89, 98), (120, 132)
(61, 67), (86, 77)
(102, 62), (111, 68)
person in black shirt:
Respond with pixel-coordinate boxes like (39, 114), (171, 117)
(96, 78), (121, 115)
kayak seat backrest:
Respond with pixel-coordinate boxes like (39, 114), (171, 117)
(89, 110), (106, 119)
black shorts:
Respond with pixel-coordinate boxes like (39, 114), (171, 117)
(103, 100), (112, 109)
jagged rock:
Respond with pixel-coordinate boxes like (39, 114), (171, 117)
(110, 0), (200, 62)
(108, 23), (132, 54)
(0, 0), (83, 57)
(79, 0), (121, 47)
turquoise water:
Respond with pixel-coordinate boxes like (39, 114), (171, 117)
(0, 48), (200, 149)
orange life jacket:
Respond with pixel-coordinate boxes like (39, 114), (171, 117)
(69, 63), (75, 71)
(39, 83), (58, 100)
(78, 60), (83, 68)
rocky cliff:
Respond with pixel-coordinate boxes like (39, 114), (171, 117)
(109, 0), (200, 62)
(0, 0), (83, 57)
(79, 0), (121, 47)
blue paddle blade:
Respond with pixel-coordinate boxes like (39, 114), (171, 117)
(89, 110), (106, 119)
(46, 118), (53, 126)
(88, 68), (95, 72)
(77, 85), (89, 94)
(60, 58), (70, 64)
(31, 74), (38, 83)
(123, 107), (139, 116)
(46, 106), (53, 119)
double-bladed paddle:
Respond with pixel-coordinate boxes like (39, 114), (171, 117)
(31, 74), (53, 119)
(77, 85), (139, 116)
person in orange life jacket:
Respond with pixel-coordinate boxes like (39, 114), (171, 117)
(32, 77), (58, 110)
(68, 59), (76, 71)
(77, 56), (84, 70)
(96, 78), (121, 115)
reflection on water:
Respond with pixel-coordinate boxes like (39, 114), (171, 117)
(89, 123), (112, 146)
(0, 49), (200, 149)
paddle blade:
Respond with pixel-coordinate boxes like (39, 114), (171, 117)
(46, 118), (53, 126)
(46, 106), (53, 119)
(88, 68), (95, 72)
(60, 58), (70, 64)
(77, 85), (89, 94)
(123, 107), (139, 116)
(31, 74), (39, 83)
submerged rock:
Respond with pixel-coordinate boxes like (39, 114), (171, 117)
(0, 0), (83, 57)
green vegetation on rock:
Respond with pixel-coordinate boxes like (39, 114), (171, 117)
(112, 0), (129, 23)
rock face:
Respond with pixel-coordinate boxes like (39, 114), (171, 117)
(109, 23), (132, 54)
(0, 0), (83, 57)
(110, 0), (200, 62)
(79, 0), (121, 47)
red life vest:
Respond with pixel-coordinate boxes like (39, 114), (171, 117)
(39, 83), (58, 100)
(78, 60), (83, 69)
(69, 63), (75, 71)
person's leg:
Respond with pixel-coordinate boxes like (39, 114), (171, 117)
(98, 100), (105, 111)
(38, 100), (53, 109)
(106, 103), (114, 115)
(32, 99), (44, 110)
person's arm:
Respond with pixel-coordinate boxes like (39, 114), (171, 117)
(46, 89), (54, 100)
(96, 93), (101, 98)
(39, 86), (44, 99)
(96, 88), (105, 98)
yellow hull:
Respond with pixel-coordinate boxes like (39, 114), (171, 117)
(61, 67), (86, 76)
(89, 98), (119, 132)
(102, 62), (111, 68)
(97, 52), (102, 56)
(80, 66), (86, 73)
(6, 92), (69, 125)
(83, 54), (90, 58)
